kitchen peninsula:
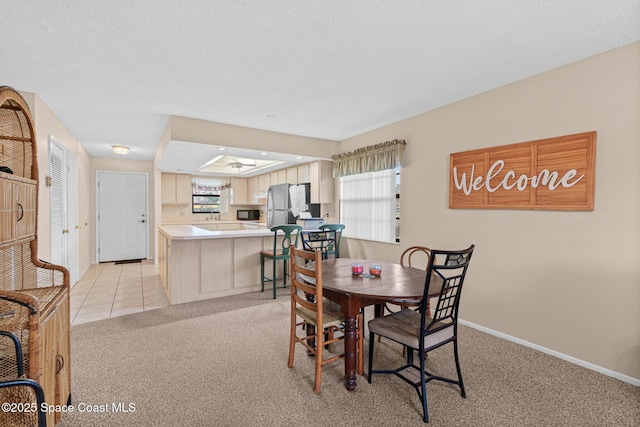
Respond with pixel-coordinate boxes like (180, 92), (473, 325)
(157, 224), (279, 304)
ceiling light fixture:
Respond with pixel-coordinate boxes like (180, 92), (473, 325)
(112, 145), (130, 155)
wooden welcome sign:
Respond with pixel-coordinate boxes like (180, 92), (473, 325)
(449, 132), (596, 211)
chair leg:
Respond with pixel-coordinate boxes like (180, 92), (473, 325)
(260, 254), (266, 292)
(453, 339), (466, 398)
(367, 330), (375, 383)
(419, 348), (429, 423)
(283, 258), (288, 288)
(272, 257), (277, 299)
(288, 314), (297, 369)
(314, 323), (323, 394)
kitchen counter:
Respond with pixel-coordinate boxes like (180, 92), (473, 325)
(159, 224), (273, 240)
(162, 218), (267, 225)
(157, 224), (282, 305)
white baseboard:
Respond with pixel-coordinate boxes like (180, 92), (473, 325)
(459, 319), (640, 387)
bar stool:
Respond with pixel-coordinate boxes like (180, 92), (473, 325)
(318, 223), (345, 258)
(260, 225), (302, 299)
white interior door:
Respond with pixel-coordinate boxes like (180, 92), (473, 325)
(49, 137), (80, 285)
(66, 152), (79, 285)
(49, 136), (65, 266)
(97, 171), (148, 262)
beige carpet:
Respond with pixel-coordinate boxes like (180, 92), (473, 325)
(59, 290), (639, 426)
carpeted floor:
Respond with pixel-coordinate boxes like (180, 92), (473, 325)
(59, 290), (639, 426)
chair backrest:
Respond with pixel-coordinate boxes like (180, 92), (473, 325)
(318, 223), (345, 257)
(289, 245), (325, 317)
(300, 231), (336, 259)
(421, 245), (475, 336)
(400, 245), (433, 269)
(270, 225), (302, 255)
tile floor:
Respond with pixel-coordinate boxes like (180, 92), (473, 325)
(70, 259), (169, 325)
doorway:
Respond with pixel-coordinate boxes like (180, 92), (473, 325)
(49, 136), (80, 286)
(96, 171), (148, 262)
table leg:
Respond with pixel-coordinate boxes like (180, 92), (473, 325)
(343, 314), (358, 391)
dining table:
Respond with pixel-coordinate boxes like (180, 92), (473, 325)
(305, 257), (444, 391)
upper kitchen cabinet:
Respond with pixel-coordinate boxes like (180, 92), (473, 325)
(278, 169), (287, 184)
(161, 173), (192, 204)
(309, 160), (334, 204)
(258, 173), (270, 197)
(286, 167), (298, 184)
(270, 171), (281, 186)
(229, 177), (248, 205)
(249, 176), (259, 204)
(297, 163), (309, 184)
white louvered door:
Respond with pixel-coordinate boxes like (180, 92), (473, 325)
(49, 136), (65, 266)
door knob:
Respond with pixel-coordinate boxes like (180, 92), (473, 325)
(62, 229), (69, 234)
(75, 225), (81, 229)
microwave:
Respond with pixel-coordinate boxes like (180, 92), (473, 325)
(237, 209), (260, 221)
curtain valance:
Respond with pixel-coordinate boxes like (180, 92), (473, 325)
(331, 139), (406, 178)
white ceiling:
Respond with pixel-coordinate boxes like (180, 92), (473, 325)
(1, 1), (638, 173)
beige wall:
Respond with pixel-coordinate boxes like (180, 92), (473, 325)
(20, 91), (93, 281)
(340, 42), (640, 381)
(91, 158), (156, 261)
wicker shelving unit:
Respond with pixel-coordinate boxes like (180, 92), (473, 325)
(0, 86), (71, 426)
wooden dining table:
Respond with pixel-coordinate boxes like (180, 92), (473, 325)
(306, 257), (443, 391)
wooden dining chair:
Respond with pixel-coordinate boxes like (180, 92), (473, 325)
(288, 245), (347, 393)
(368, 245), (475, 423)
(260, 225), (302, 299)
(394, 246), (433, 315)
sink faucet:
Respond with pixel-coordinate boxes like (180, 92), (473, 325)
(209, 209), (214, 221)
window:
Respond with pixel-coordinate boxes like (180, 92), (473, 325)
(191, 177), (230, 214)
(192, 194), (221, 214)
(339, 168), (399, 244)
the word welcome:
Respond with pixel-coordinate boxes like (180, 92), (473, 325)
(453, 160), (584, 195)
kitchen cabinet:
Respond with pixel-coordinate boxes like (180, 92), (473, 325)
(270, 171), (281, 186)
(297, 163), (310, 184)
(309, 160), (335, 204)
(286, 167), (298, 184)
(162, 173), (192, 204)
(229, 177), (248, 205)
(158, 226), (275, 304)
(248, 177), (259, 204)
(242, 160), (334, 206)
(258, 173), (270, 197)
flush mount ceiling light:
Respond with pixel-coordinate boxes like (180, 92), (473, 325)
(112, 145), (130, 155)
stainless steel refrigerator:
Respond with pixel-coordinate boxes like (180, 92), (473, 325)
(267, 183), (319, 228)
